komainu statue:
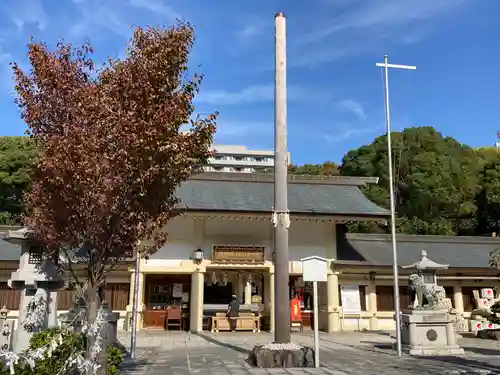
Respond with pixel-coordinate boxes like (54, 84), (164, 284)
(408, 273), (446, 309)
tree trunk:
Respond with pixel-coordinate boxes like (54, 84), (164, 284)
(86, 285), (108, 375)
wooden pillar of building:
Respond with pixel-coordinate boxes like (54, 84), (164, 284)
(453, 285), (464, 313)
(264, 272), (275, 332)
(327, 270), (340, 332)
(367, 279), (378, 330)
(244, 281), (252, 305)
(190, 271), (204, 332)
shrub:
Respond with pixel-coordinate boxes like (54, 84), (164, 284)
(1, 327), (123, 375)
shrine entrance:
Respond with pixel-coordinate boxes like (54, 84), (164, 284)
(143, 274), (191, 329)
(204, 282), (233, 304)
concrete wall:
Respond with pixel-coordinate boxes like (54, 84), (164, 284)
(147, 215), (337, 266)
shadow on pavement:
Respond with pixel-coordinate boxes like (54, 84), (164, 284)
(366, 330), (393, 337)
(420, 355), (500, 374)
(118, 358), (149, 372)
(193, 332), (252, 355)
(359, 340), (395, 350)
(461, 346), (500, 356)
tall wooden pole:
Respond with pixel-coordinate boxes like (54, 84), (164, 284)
(273, 12), (290, 344)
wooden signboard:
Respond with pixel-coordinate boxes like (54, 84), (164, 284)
(212, 245), (265, 264)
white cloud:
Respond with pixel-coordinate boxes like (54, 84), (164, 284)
(1, 0), (48, 32)
(335, 99), (367, 121)
(322, 126), (376, 144)
(196, 85), (273, 105)
(287, 0), (468, 68)
(237, 19), (268, 39)
(196, 84), (331, 106)
(129, 0), (180, 19)
(290, 44), (365, 68)
(298, 0), (468, 45)
(69, 3), (131, 40)
(214, 120), (273, 148)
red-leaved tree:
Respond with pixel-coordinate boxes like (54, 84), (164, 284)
(12, 23), (216, 372)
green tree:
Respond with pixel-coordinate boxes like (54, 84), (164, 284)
(476, 151), (500, 235)
(289, 161), (339, 176)
(0, 136), (38, 224)
(340, 126), (480, 235)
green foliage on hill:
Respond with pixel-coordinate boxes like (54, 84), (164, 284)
(2, 126), (500, 236)
(0, 136), (39, 224)
(290, 126), (500, 236)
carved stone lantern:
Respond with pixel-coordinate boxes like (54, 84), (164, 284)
(4, 227), (67, 352)
(402, 249), (449, 287)
(399, 249), (464, 356)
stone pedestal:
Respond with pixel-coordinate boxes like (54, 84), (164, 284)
(249, 344), (314, 368)
(0, 306), (14, 351)
(400, 309), (464, 356)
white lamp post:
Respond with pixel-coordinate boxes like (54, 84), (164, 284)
(375, 55), (416, 357)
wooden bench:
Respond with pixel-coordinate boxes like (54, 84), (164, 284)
(211, 312), (260, 332)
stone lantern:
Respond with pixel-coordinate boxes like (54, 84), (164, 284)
(398, 249), (463, 356)
(4, 228), (67, 353)
(402, 249), (449, 291)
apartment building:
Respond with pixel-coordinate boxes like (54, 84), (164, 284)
(204, 145), (290, 173)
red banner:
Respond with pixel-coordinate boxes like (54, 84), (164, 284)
(290, 297), (302, 322)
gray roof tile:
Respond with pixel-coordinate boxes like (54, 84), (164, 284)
(338, 233), (500, 269)
(0, 175), (390, 261)
(0, 227), (22, 261)
(177, 177), (389, 216)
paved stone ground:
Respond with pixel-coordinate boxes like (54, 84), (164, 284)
(116, 330), (500, 375)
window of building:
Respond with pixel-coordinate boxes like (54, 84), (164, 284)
(57, 283), (130, 310)
(0, 283), (21, 310)
(376, 285), (411, 311)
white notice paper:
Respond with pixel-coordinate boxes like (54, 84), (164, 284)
(340, 285), (362, 315)
(173, 283), (183, 298)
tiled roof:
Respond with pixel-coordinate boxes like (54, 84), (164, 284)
(176, 173), (389, 217)
(0, 226), (22, 261)
(0, 174), (390, 261)
(337, 233), (500, 269)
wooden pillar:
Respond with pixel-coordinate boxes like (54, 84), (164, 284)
(367, 279), (378, 330)
(327, 271), (340, 332)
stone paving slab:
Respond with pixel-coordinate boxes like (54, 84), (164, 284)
(117, 330), (500, 375)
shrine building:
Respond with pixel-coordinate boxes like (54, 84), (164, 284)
(0, 172), (498, 333)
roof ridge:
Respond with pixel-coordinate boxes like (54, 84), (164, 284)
(189, 172), (379, 186)
(346, 233), (500, 244)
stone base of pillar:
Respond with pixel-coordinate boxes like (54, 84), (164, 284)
(369, 316), (378, 331)
(328, 311), (340, 332)
(249, 344), (315, 368)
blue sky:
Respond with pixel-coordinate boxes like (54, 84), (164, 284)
(0, 0), (498, 164)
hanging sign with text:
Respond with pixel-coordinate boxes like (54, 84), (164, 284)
(212, 245), (265, 263)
